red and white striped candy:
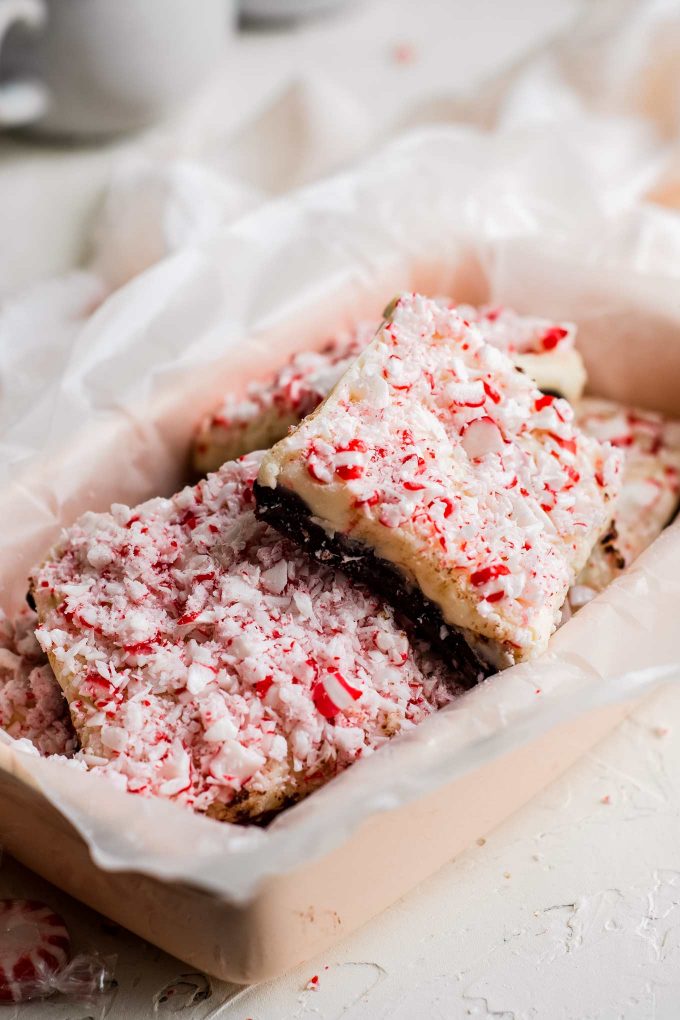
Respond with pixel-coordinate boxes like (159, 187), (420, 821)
(0, 899), (71, 1003)
(312, 670), (362, 719)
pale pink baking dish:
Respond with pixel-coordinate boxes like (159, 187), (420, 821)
(2, 129), (679, 983)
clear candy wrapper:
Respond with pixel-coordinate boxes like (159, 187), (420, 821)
(14, 951), (117, 1014)
(48, 952), (117, 1014)
(0, 895), (115, 1013)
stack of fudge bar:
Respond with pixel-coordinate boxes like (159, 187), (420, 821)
(21, 295), (680, 823)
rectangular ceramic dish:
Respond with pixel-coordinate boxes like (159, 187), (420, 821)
(2, 129), (680, 983)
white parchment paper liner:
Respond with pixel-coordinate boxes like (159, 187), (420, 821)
(2, 126), (680, 905)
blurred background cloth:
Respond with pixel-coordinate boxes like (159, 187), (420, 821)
(1, 0), (679, 408)
(2, 0), (679, 301)
(0, 0), (679, 366)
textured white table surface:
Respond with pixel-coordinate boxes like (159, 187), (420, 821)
(7, 3), (679, 1019)
(5, 687), (680, 1019)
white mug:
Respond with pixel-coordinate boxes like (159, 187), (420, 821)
(0, 0), (233, 137)
(0, 0), (48, 127)
(242, 0), (355, 20)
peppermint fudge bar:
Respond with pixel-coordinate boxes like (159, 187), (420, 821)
(0, 609), (75, 757)
(569, 398), (680, 609)
(193, 308), (586, 475)
(256, 294), (622, 673)
(193, 323), (377, 474)
(30, 453), (457, 823)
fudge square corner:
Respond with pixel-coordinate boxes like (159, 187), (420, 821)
(255, 294), (623, 680)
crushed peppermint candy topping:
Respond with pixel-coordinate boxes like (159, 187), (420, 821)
(30, 452), (457, 818)
(0, 610), (76, 757)
(572, 398), (680, 601)
(193, 306), (583, 474)
(456, 305), (576, 355)
(193, 323), (377, 473)
(258, 294), (623, 665)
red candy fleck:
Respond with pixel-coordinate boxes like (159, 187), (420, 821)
(307, 460), (329, 483)
(402, 453), (426, 474)
(312, 681), (339, 720)
(180, 512), (199, 531)
(84, 673), (113, 692)
(540, 326), (568, 351)
(393, 42), (416, 64)
(378, 513), (398, 528)
(534, 394), (555, 412)
(255, 676), (274, 699)
(354, 493), (380, 508)
(485, 591), (505, 603)
(312, 670), (362, 720)
(549, 433), (577, 456)
(470, 564), (510, 587)
(483, 380), (501, 404)
(449, 393), (484, 409)
(341, 439), (367, 453)
(176, 610), (201, 627)
(123, 640), (155, 656)
(336, 464), (363, 481)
